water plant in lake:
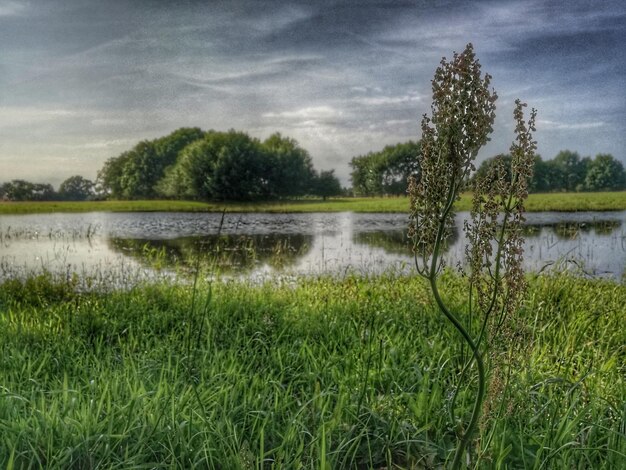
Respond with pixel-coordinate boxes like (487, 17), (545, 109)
(408, 43), (537, 468)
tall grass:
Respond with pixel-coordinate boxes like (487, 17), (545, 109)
(0, 272), (623, 468)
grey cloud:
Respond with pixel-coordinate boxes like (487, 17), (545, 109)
(0, 0), (624, 185)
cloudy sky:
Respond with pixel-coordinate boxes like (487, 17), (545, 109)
(1, 0), (624, 186)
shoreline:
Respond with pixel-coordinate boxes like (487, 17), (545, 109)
(1, 191), (626, 214)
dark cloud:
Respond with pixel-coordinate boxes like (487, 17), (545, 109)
(0, 0), (624, 185)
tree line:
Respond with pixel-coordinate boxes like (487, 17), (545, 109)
(0, 176), (95, 202)
(350, 145), (625, 195)
(2, 132), (624, 202)
(473, 150), (626, 192)
(97, 128), (342, 201)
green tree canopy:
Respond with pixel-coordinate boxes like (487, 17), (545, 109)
(157, 130), (269, 201)
(58, 175), (95, 201)
(312, 169), (342, 200)
(100, 128), (333, 201)
(0, 180), (55, 201)
(350, 141), (421, 196)
(97, 127), (204, 199)
(473, 151), (625, 193)
(552, 150), (590, 192)
(585, 154), (626, 191)
(262, 133), (315, 198)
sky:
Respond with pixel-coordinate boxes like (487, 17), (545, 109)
(1, 0), (624, 187)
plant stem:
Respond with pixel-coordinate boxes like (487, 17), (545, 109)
(427, 179), (486, 469)
(430, 276), (486, 469)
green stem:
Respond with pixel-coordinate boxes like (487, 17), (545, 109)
(430, 276), (486, 469)
(427, 175), (485, 469)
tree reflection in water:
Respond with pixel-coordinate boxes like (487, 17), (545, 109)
(108, 234), (313, 273)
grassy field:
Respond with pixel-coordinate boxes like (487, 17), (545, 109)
(0, 272), (623, 468)
(2, 191), (626, 214)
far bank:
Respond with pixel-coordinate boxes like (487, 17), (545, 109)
(2, 191), (626, 214)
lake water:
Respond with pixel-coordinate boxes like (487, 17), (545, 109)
(1, 211), (625, 282)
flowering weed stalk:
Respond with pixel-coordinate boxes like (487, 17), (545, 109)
(408, 43), (537, 468)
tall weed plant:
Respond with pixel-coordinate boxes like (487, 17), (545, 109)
(408, 43), (537, 468)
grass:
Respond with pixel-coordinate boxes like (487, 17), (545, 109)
(2, 191), (626, 214)
(0, 272), (623, 468)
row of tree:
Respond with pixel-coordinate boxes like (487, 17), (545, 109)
(3, 137), (624, 202)
(0, 176), (95, 202)
(473, 151), (626, 192)
(350, 144), (625, 195)
(97, 128), (342, 201)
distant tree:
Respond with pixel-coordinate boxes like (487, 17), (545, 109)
(32, 183), (55, 200)
(97, 151), (133, 198)
(157, 130), (269, 201)
(154, 127), (205, 166)
(58, 175), (95, 201)
(552, 150), (589, 191)
(350, 151), (386, 196)
(312, 169), (342, 200)
(99, 127), (342, 201)
(262, 133), (315, 198)
(584, 154), (626, 191)
(350, 141), (421, 196)
(98, 127), (204, 199)
(1, 180), (34, 201)
(209, 132), (269, 200)
(476, 151), (625, 193)
(380, 141), (421, 195)
(121, 141), (171, 199)
(529, 156), (564, 192)
(0, 180), (55, 201)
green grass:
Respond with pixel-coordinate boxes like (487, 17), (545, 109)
(0, 273), (623, 468)
(2, 191), (626, 214)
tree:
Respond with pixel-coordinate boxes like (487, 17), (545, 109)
(97, 127), (204, 199)
(58, 175), (95, 201)
(0, 180), (55, 201)
(262, 133), (315, 198)
(552, 150), (588, 191)
(98, 127), (341, 201)
(530, 155), (563, 192)
(97, 151), (132, 198)
(1, 180), (35, 201)
(208, 132), (269, 200)
(350, 151), (386, 196)
(584, 153), (626, 191)
(312, 170), (342, 200)
(157, 130), (269, 201)
(350, 141), (421, 196)
(380, 141), (421, 195)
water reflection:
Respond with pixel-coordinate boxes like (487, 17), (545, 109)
(353, 226), (460, 255)
(520, 220), (622, 239)
(0, 211), (624, 280)
(108, 234), (313, 272)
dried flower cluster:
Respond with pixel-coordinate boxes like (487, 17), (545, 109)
(466, 99), (537, 333)
(409, 43), (497, 275)
(407, 43), (537, 468)
(473, 101), (537, 430)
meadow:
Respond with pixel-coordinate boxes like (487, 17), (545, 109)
(0, 272), (623, 468)
(2, 190), (626, 215)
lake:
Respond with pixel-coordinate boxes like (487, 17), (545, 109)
(1, 211), (625, 282)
